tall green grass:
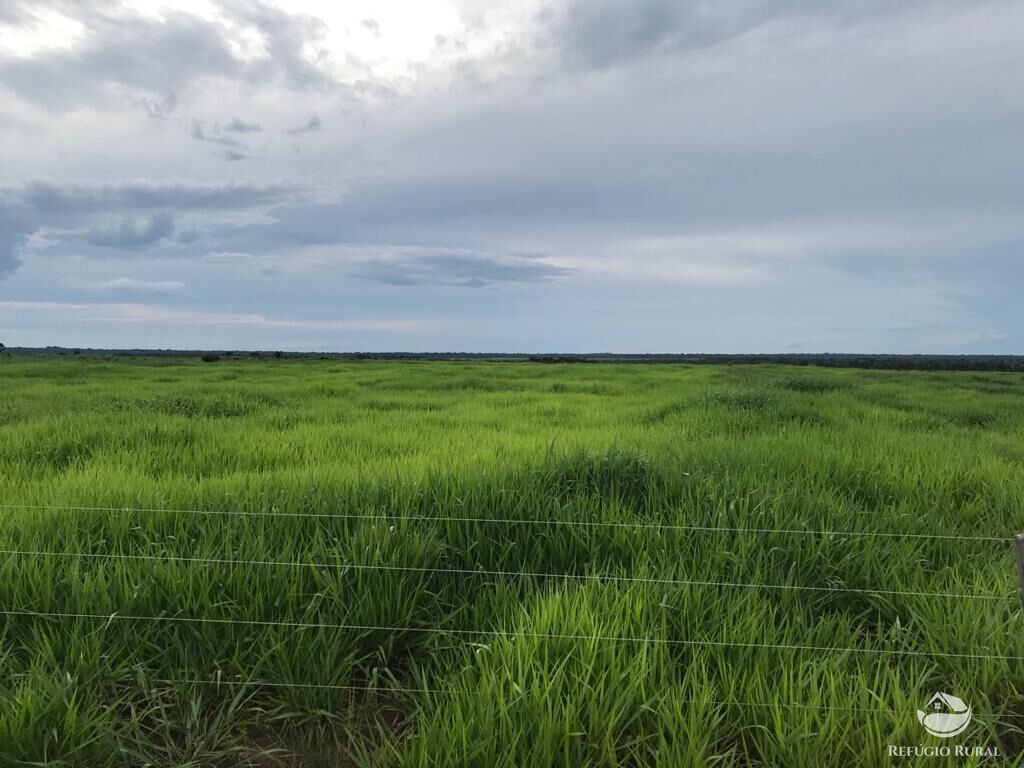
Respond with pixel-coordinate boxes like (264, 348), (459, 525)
(0, 357), (1022, 765)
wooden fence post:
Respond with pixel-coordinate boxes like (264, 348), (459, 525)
(1015, 535), (1024, 608)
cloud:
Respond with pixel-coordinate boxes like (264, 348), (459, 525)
(220, 0), (338, 90)
(224, 117), (262, 133)
(0, 3), (28, 24)
(0, 179), (299, 278)
(205, 251), (255, 263)
(88, 278), (186, 294)
(1, 1), (1022, 352)
(286, 113), (321, 135)
(190, 120), (243, 148)
(3, 179), (298, 214)
(0, 210), (24, 277)
(350, 251), (571, 287)
(190, 121), (256, 161)
(85, 211), (176, 249)
(0, 1), (349, 113)
(130, 89), (179, 120)
(0, 300), (426, 332)
(0, 7), (241, 110)
(540, 0), (946, 71)
(543, 0), (683, 70)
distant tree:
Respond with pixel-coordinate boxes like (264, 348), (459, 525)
(273, 351), (285, 359)
(201, 355), (220, 363)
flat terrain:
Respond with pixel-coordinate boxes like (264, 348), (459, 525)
(1, 358), (1022, 766)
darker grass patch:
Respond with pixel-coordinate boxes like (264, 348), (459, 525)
(852, 388), (921, 414)
(550, 450), (655, 507)
(945, 409), (1001, 429)
(133, 393), (281, 419)
(780, 378), (850, 394)
(547, 382), (611, 395)
(775, 405), (832, 428)
(956, 381), (1023, 396)
(362, 398), (446, 413)
(644, 401), (690, 424)
(25, 435), (102, 472)
(829, 466), (903, 510)
(0, 406), (24, 426)
(434, 378), (525, 393)
(711, 391), (773, 412)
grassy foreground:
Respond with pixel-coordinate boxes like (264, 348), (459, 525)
(1, 357), (1023, 766)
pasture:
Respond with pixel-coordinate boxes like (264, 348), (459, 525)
(0, 357), (1022, 766)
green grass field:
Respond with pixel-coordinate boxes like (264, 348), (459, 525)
(1, 357), (1023, 766)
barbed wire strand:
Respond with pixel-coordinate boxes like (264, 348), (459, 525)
(0, 547), (1011, 602)
(3, 669), (998, 717)
(0, 503), (1010, 543)
(3, 609), (1020, 662)
(141, 677), (1003, 718)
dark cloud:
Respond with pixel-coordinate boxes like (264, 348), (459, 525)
(175, 228), (200, 244)
(220, 0), (335, 90)
(130, 89), (179, 120)
(0, 1), (345, 113)
(546, 0), (681, 70)
(191, 118), (262, 159)
(85, 212), (175, 249)
(4, 179), (298, 214)
(0, 211), (24, 277)
(286, 113), (322, 135)
(0, 180), (300, 278)
(190, 120), (244, 148)
(0, 8), (240, 110)
(224, 118), (262, 133)
(542, 0), (950, 70)
(350, 251), (570, 287)
(189, 121), (253, 160)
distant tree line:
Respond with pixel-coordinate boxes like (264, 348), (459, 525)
(4, 347), (1024, 372)
(530, 354), (1024, 371)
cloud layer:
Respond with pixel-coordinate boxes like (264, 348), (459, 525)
(0, 0), (1021, 351)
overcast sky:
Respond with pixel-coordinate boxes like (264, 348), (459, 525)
(1, 0), (1021, 352)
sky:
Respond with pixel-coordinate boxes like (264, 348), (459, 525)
(0, 0), (1021, 353)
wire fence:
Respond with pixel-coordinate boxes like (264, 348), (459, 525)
(1, 499), (1020, 723)
(0, 502), (1011, 543)
(2, 609), (1020, 662)
(3, 671), (1006, 719)
(144, 678), (1005, 718)
(0, 547), (1013, 602)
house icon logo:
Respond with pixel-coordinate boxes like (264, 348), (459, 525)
(917, 692), (972, 738)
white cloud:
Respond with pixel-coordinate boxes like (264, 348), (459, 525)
(0, 300), (428, 332)
(88, 278), (186, 294)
